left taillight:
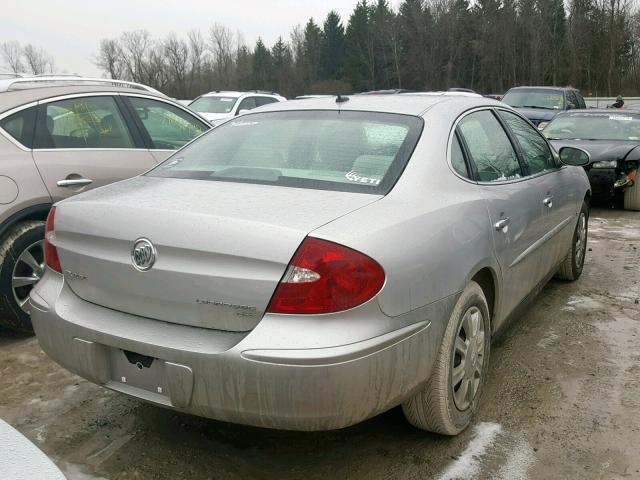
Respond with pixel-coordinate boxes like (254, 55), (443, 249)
(266, 237), (385, 315)
(45, 207), (62, 273)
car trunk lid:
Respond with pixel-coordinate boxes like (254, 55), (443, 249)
(54, 177), (381, 331)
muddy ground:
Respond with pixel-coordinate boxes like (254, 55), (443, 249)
(1, 207), (639, 480)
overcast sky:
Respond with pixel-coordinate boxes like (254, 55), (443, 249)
(3, 0), (388, 77)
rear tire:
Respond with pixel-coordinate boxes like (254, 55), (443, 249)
(0, 221), (45, 333)
(624, 178), (640, 211)
(402, 281), (490, 435)
(556, 202), (588, 281)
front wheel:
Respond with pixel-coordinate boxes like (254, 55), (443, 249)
(556, 202), (588, 281)
(0, 221), (46, 333)
(402, 281), (491, 435)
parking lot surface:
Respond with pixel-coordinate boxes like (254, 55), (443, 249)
(1, 207), (639, 480)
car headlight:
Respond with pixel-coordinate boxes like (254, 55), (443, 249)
(537, 121), (549, 130)
(591, 160), (618, 168)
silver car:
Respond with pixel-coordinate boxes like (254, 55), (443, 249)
(0, 77), (210, 332)
(31, 94), (591, 434)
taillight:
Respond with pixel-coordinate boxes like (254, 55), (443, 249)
(45, 207), (62, 273)
(266, 237), (385, 314)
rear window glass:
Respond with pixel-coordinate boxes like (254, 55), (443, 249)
(0, 106), (36, 148)
(148, 110), (423, 194)
(502, 89), (564, 110)
(189, 96), (238, 114)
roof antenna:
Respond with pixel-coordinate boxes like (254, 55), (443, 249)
(336, 94), (349, 103)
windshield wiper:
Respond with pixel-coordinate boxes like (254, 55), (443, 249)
(520, 105), (552, 109)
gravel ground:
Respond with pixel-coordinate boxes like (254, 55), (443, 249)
(1, 207), (639, 480)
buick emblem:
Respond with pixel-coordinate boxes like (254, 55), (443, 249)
(131, 238), (156, 271)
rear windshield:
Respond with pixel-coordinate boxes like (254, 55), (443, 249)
(543, 112), (640, 141)
(189, 96), (238, 114)
(503, 89), (564, 110)
(148, 110), (423, 194)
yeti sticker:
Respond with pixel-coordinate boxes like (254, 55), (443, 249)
(345, 171), (382, 185)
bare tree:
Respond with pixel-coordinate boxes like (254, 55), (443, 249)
(164, 34), (189, 98)
(120, 30), (152, 83)
(187, 29), (206, 94)
(209, 23), (236, 87)
(96, 39), (124, 79)
(22, 44), (55, 75)
(0, 41), (24, 73)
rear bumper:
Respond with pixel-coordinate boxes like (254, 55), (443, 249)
(30, 272), (449, 431)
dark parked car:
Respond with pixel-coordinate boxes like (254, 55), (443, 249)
(502, 86), (586, 129)
(543, 109), (640, 210)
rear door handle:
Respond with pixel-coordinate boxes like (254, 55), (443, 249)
(494, 217), (510, 232)
(57, 178), (93, 187)
(543, 196), (554, 208)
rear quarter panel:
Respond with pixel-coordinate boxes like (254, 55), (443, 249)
(310, 111), (498, 320)
(0, 135), (51, 229)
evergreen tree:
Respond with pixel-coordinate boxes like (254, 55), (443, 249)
(345, 1), (376, 91)
(320, 11), (345, 80)
(252, 38), (272, 89)
(303, 19), (323, 86)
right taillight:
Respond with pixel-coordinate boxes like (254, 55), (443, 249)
(45, 207), (62, 273)
(266, 237), (385, 315)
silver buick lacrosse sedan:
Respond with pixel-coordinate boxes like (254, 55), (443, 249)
(30, 94), (591, 434)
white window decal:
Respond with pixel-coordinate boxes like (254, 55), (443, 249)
(345, 171), (382, 185)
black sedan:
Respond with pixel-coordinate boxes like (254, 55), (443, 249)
(543, 110), (640, 210)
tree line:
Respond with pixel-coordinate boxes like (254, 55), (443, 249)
(4, 0), (640, 98)
(0, 41), (56, 76)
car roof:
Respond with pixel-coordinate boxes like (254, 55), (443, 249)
(507, 86), (578, 92)
(246, 93), (500, 117)
(199, 91), (283, 98)
(0, 85), (168, 114)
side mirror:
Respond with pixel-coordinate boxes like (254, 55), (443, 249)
(567, 102), (576, 110)
(237, 109), (250, 116)
(559, 146), (590, 167)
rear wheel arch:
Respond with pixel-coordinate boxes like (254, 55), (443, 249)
(470, 267), (497, 325)
(0, 203), (51, 242)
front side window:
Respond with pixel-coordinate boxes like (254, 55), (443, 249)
(148, 110), (423, 194)
(502, 88), (565, 111)
(458, 110), (522, 182)
(499, 110), (556, 175)
(41, 96), (134, 149)
(189, 96), (239, 114)
(128, 97), (208, 150)
(0, 106), (36, 148)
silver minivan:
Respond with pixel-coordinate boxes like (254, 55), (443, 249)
(0, 77), (210, 332)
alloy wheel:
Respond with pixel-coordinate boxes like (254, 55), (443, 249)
(451, 306), (485, 411)
(11, 240), (45, 314)
(575, 212), (587, 269)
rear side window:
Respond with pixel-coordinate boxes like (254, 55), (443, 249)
(0, 106), (37, 148)
(128, 97), (208, 150)
(499, 110), (556, 175)
(450, 134), (470, 179)
(237, 97), (258, 112)
(256, 97), (279, 107)
(458, 110), (522, 182)
(39, 96), (134, 149)
(149, 110), (423, 194)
